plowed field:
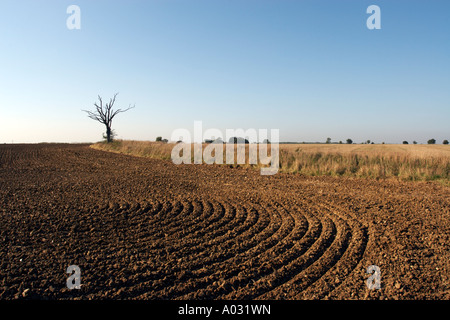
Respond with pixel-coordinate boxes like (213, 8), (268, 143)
(1, 144), (449, 299)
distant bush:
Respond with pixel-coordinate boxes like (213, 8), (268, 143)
(229, 137), (249, 144)
(346, 139), (353, 144)
(156, 136), (162, 142)
(102, 129), (117, 142)
(205, 138), (224, 144)
(428, 139), (436, 144)
(443, 140), (449, 145)
(403, 141), (409, 144)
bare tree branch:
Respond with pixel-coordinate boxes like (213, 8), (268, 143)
(111, 104), (135, 120)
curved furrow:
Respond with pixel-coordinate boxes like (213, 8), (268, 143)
(132, 202), (284, 299)
(165, 202), (246, 260)
(81, 197), (369, 300)
(257, 210), (351, 299)
(223, 209), (333, 300)
(294, 202), (369, 299)
(126, 203), (262, 297)
(177, 204), (315, 300)
(163, 204), (289, 299)
(167, 200), (237, 250)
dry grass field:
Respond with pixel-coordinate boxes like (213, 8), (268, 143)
(93, 140), (450, 184)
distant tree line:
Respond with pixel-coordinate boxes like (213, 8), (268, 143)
(327, 138), (449, 145)
(173, 137), (450, 145)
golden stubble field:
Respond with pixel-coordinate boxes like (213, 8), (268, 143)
(93, 141), (450, 184)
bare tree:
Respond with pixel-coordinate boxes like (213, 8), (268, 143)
(83, 93), (134, 143)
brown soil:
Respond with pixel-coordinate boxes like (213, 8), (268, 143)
(0, 144), (449, 300)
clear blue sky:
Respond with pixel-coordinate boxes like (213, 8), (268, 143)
(0, 0), (449, 144)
